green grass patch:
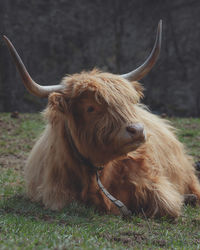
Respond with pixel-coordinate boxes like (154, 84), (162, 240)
(171, 117), (200, 161)
(0, 113), (45, 155)
(0, 113), (200, 249)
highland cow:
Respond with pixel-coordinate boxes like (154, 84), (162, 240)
(4, 21), (200, 218)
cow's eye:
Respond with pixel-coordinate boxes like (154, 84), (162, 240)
(87, 106), (95, 113)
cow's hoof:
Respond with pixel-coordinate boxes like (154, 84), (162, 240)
(184, 194), (197, 206)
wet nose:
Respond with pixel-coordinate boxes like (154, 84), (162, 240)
(126, 123), (145, 139)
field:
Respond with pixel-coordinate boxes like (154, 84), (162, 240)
(0, 113), (200, 249)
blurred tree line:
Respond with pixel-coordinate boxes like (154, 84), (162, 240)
(0, 0), (200, 116)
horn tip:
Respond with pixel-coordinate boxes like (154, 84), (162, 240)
(157, 20), (162, 44)
(2, 35), (10, 45)
(158, 20), (163, 30)
(2, 35), (8, 40)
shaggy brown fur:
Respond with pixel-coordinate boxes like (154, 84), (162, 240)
(25, 69), (200, 217)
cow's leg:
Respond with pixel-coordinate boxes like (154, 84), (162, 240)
(26, 175), (75, 210)
(41, 184), (75, 210)
(187, 173), (200, 203)
(25, 162), (76, 210)
(133, 176), (183, 218)
(26, 179), (72, 211)
(82, 176), (120, 215)
(184, 194), (197, 206)
(86, 189), (120, 215)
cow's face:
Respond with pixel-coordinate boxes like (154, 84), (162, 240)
(49, 70), (146, 165)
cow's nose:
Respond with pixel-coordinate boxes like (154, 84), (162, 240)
(126, 123), (145, 139)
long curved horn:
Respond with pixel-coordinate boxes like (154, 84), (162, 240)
(3, 36), (65, 98)
(121, 20), (162, 81)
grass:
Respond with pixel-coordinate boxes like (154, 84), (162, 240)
(0, 113), (200, 249)
(171, 117), (200, 161)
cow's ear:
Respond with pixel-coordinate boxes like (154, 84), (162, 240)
(48, 92), (68, 113)
(130, 81), (144, 100)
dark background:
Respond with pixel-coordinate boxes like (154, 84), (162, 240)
(0, 0), (200, 116)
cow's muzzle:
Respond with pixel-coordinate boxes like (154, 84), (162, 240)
(126, 123), (146, 143)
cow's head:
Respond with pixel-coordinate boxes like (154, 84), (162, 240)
(3, 21), (162, 165)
